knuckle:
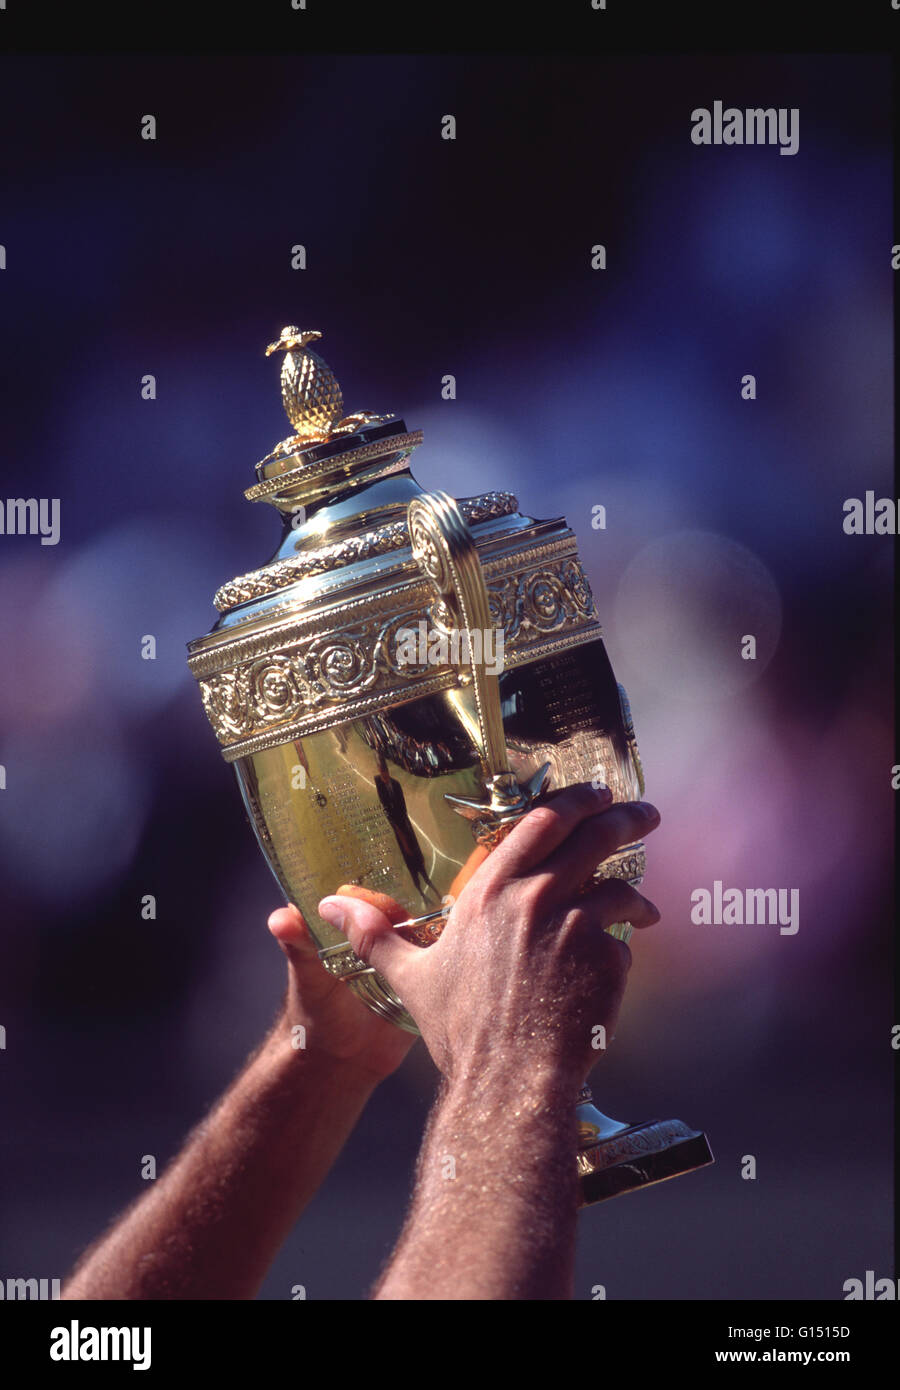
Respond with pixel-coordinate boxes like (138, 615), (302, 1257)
(522, 804), (562, 838)
(518, 872), (558, 917)
(465, 874), (503, 917)
(593, 806), (651, 856)
(558, 903), (591, 937)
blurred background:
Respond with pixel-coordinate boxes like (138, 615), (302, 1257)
(0, 53), (893, 1299)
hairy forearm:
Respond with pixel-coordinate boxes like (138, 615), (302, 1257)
(63, 1018), (377, 1300)
(374, 1065), (581, 1301)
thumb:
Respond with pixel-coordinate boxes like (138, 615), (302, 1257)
(317, 894), (419, 989)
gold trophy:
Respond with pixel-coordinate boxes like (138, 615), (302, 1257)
(187, 327), (713, 1203)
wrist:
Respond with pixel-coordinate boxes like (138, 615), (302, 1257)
(255, 1020), (382, 1100)
(444, 1053), (584, 1116)
(447, 1045), (587, 1106)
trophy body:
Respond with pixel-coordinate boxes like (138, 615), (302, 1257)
(231, 637), (642, 1028)
(188, 327), (713, 1203)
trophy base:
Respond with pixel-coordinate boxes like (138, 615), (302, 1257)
(576, 1089), (714, 1206)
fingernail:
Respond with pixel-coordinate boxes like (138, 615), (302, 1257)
(634, 801), (659, 822)
(318, 898), (347, 930)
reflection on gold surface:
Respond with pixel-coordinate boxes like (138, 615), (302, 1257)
(234, 640), (645, 1032)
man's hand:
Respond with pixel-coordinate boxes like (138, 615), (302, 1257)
(268, 903), (415, 1082)
(317, 782), (663, 1300)
(318, 783), (660, 1095)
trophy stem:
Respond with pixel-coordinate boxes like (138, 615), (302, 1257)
(576, 1085), (714, 1204)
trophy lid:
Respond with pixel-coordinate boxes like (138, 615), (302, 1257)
(186, 327), (600, 762)
(243, 325), (425, 512)
(204, 327), (525, 619)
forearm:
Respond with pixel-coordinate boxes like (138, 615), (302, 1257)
(63, 1018), (377, 1300)
(374, 1064), (581, 1301)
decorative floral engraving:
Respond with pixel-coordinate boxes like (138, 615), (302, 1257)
(562, 558), (594, 616)
(196, 555), (599, 748)
(522, 571), (567, 629)
(249, 657), (303, 717)
(304, 632), (376, 697)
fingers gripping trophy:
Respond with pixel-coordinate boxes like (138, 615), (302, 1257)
(187, 327), (713, 1204)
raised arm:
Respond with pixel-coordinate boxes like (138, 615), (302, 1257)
(62, 905), (414, 1300)
(318, 783), (662, 1301)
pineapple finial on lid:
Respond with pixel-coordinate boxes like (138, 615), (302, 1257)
(265, 326), (391, 455)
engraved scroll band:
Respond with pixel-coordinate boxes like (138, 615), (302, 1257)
(194, 550), (599, 754)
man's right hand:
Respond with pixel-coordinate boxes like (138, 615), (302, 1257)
(318, 783), (661, 1098)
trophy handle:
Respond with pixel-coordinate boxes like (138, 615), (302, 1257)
(407, 490), (550, 829)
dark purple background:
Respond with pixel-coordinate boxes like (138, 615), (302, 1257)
(0, 54), (893, 1299)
